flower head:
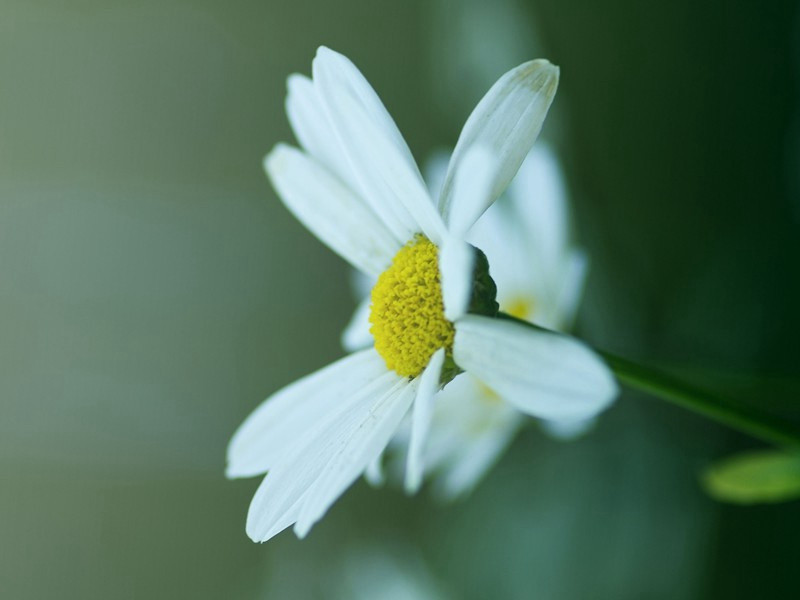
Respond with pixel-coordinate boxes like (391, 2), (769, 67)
(227, 47), (617, 542)
(379, 144), (597, 498)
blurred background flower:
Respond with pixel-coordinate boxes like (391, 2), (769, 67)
(1, 0), (798, 598)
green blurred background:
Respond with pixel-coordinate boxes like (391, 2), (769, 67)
(1, 0), (798, 598)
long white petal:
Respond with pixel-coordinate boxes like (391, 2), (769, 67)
(245, 370), (403, 542)
(453, 315), (618, 420)
(286, 73), (359, 193)
(341, 295), (374, 352)
(313, 47), (446, 244)
(439, 60), (559, 229)
(404, 348), (445, 493)
(265, 144), (399, 276)
(294, 379), (417, 537)
(439, 236), (474, 322)
(446, 145), (498, 238)
(226, 349), (387, 478)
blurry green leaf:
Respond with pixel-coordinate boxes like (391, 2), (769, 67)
(703, 450), (800, 505)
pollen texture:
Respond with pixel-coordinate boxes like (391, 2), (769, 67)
(370, 236), (454, 378)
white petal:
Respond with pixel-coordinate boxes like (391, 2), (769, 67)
(404, 348), (445, 493)
(421, 373), (521, 499)
(446, 145), (498, 238)
(434, 419), (519, 500)
(551, 249), (588, 330)
(264, 144), (399, 276)
(245, 370), (403, 542)
(540, 416), (595, 440)
(507, 144), (569, 278)
(465, 195), (527, 297)
(453, 315), (618, 420)
(313, 47), (446, 244)
(341, 295), (373, 352)
(294, 379), (417, 537)
(364, 453), (385, 486)
(439, 59), (559, 229)
(349, 269), (375, 301)
(439, 236), (474, 322)
(423, 149), (451, 199)
(286, 73), (359, 192)
(226, 349), (386, 479)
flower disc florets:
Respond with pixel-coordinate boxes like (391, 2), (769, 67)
(370, 236), (499, 379)
(370, 236), (454, 378)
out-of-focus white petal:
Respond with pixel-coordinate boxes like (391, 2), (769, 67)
(286, 73), (358, 192)
(438, 59), (559, 226)
(439, 236), (474, 322)
(226, 349), (387, 479)
(349, 270), (375, 301)
(405, 348), (445, 494)
(313, 47), (445, 244)
(434, 419), (519, 500)
(423, 149), (451, 199)
(507, 144), (569, 277)
(540, 416), (596, 440)
(422, 373), (522, 500)
(264, 144), (399, 276)
(294, 379), (417, 537)
(453, 315), (618, 420)
(446, 145), (498, 238)
(245, 370), (403, 542)
(364, 453), (385, 487)
(341, 296), (373, 352)
(552, 249), (588, 330)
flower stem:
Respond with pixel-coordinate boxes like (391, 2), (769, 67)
(497, 313), (800, 449)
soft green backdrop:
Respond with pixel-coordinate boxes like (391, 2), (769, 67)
(1, 0), (797, 598)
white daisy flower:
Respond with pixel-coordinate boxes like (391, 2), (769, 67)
(349, 145), (596, 498)
(227, 46), (618, 542)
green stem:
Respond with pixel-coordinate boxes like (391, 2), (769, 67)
(497, 313), (800, 449)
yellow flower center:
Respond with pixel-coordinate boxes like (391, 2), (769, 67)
(369, 236), (454, 378)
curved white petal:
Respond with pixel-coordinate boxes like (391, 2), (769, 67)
(341, 295), (373, 352)
(404, 348), (445, 494)
(294, 379), (417, 537)
(447, 145), (498, 238)
(312, 47), (446, 244)
(439, 59), (559, 229)
(245, 370), (404, 542)
(439, 236), (474, 322)
(453, 315), (618, 420)
(286, 73), (359, 194)
(227, 349), (387, 479)
(265, 144), (399, 276)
